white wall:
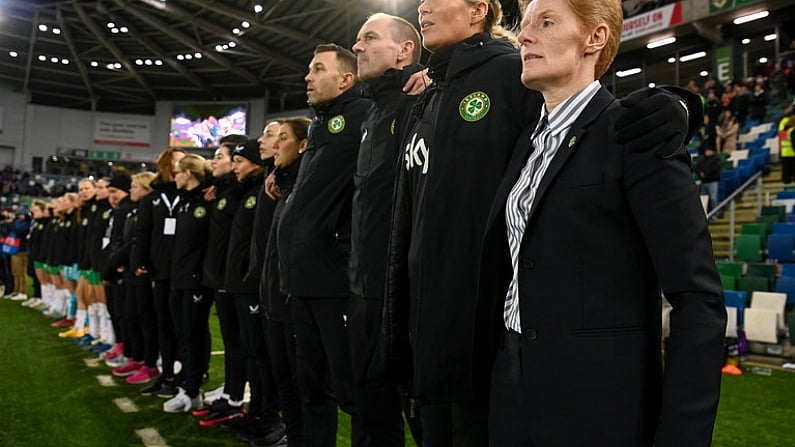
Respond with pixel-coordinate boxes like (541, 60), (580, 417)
(0, 81), (307, 171)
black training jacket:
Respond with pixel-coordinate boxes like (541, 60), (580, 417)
(247, 158), (276, 283)
(103, 197), (135, 280)
(277, 86), (370, 298)
(349, 65), (423, 299)
(88, 199), (112, 272)
(132, 181), (180, 280)
(224, 171), (268, 295)
(202, 172), (243, 290)
(386, 33), (541, 403)
(27, 218), (48, 262)
(171, 185), (212, 290)
(261, 159), (301, 321)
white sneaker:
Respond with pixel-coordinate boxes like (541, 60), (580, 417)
(203, 383), (225, 405)
(11, 293), (27, 301)
(105, 355), (128, 368)
(163, 388), (203, 413)
(4, 292), (17, 300)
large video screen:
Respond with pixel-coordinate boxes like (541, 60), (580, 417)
(169, 103), (248, 148)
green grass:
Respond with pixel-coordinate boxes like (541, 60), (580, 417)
(1, 298), (792, 446)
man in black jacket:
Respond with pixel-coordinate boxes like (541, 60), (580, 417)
(276, 43), (369, 447)
(348, 13), (424, 447)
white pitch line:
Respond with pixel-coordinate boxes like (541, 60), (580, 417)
(96, 375), (117, 387)
(113, 397), (139, 413)
(83, 357), (101, 368)
(135, 427), (169, 447)
(211, 350), (225, 356)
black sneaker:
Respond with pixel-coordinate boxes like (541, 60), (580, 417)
(199, 404), (245, 427)
(140, 375), (168, 396)
(221, 414), (261, 433)
(248, 423), (287, 447)
(155, 378), (180, 399)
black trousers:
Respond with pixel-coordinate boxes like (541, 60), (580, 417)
(153, 279), (178, 377)
(348, 295), (415, 447)
(124, 272), (144, 360)
(421, 401), (488, 447)
(123, 273), (159, 367)
(233, 292), (279, 421)
(782, 156), (795, 184)
(169, 288), (212, 398)
(215, 289), (246, 402)
(293, 296), (363, 447)
(266, 317), (303, 446)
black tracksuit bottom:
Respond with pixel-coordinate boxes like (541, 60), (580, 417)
(154, 279), (179, 378)
(169, 288), (212, 398)
(214, 289), (246, 402)
(292, 296), (363, 447)
(233, 292), (280, 422)
(266, 316), (303, 446)
(123, 272), (158, 366)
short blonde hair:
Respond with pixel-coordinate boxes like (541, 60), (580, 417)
(131, 171), (157, 193)
(178, 154), (210, 182)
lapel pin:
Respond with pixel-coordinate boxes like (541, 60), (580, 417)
(568, 136), (577, 148)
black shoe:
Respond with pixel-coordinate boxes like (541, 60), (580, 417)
(221, 414), (261, 433)
(237, 422), (287, 446)
(155, 378), (180, 399)
(140, 375), (168, 396)
(247, 423), (287, 447)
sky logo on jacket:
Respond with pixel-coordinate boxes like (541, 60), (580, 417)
(404, 133), (429, 175)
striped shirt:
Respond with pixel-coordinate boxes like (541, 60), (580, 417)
(503, 81), (601, 332)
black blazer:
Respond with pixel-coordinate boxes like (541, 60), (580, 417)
(483, 86), (727, 447)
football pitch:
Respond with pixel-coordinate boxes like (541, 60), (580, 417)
(0, 298), (792, 446)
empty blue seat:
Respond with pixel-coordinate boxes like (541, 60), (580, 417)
(773, 223), (795, 234)
(767, 233), (795, 262)
(782, 264), (795, 277)
(778, 190), (795, 200)
(774, 275), (795, 310)
(724, 290), (748, 325)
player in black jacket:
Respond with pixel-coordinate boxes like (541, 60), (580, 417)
(162, 154), (213, 414)
(199, 137), (247, 413)
(260, 118), (310, 447)
(103, 175), (136, 368)
(349, 14), (426, 446)
(276, 44), (370, 446)
(133, 148), (187, 397)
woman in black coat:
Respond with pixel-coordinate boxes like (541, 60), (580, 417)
(261, 118), (310, 446)
(162, 154), (213, 414)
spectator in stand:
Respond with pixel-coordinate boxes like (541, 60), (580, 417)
(698, 114), (718, 157)
(696, 146), (721, 212)
(717, 109), (739, 154)
(749, 81), (770, 122)
(733, 82), (752, 126)
(770, 63), (788, 102)
(704, 89), (723, 125)
(779, 104), (795, 184)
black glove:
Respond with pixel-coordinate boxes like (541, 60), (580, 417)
(614, 87), (691, 159)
